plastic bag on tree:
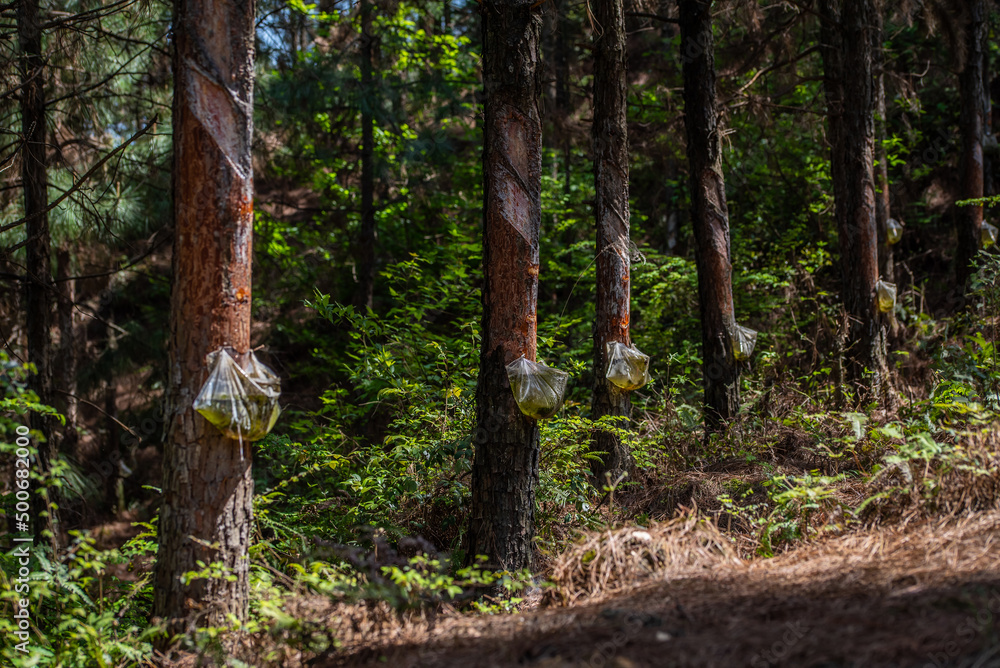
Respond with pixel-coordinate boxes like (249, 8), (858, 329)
(506, 355), (569, 420)
(982, 222), (998, 249)
(605, 341), (651, 391)
(732, 325), (758, 362)
(193, 349), (281, 446)
(887, 218), (903, 245)
(876, 280), (896, 313)
(986, 133), (1000, 157)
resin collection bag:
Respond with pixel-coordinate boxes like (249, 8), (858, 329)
(605, 341), (650, 391)
(983, 222), (998, 249)
(193, 348), (281, 443)
(506, 355), (569, 420)
(732, 325), (758, 361)
(887, 218), (903, 245)
(876, 280), (896, 313)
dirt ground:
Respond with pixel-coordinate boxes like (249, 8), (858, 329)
(311, 512), (1000, 668)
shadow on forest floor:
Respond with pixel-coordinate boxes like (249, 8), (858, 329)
(312, 512), (1000, 668)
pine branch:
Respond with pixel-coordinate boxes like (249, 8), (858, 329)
(0, 117), (157, 248)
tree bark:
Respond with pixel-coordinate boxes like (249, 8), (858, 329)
(819, 0), (889, 402)
(956, 0), (985, 289)
(56, 248), (79, 457)
(355, 0), (376, 312)
(466, 0), (543, 575)
(591, 0), (633, 481)
(679, 0), (740, 433)
(154, 0), (256, 628)
(19, 0), (59, 552)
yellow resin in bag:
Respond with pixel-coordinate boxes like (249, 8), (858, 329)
(193, 349), (281, 442)
(876, 280), (896, 313)
(605, 341), (651, 391)
(506, 355), (569, 420)
(887, 218), (903, 245)
(982, 222), (998, 249)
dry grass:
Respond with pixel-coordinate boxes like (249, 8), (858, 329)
(157, 475), (1000, 667)
(314, 510), (1000, 667)
(157, 416), (1000, 667)
(542, 513), (741, 607)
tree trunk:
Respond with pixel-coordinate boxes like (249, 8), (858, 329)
(982, 44), (994, 199)
(56, 248), (79, 457)
(466, 0), (543, 575)
(553, 0), (568, 116)
(679, 0), (740, 433)
(874, 15), (894, 284)
(154, 0), (256, 628)
(355, 0), (376, 313)
(988, 74), (1000, 198)
(103, 381), (120, 512)
(554, 0), (570, 196)
(957, 0), (986, 289)
(591, 0), (633, 481)
(819, 0), (889, 402)
(19, 0), (59, 552)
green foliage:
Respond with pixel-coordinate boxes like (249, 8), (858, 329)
(0, 355), (62, 426)
(761, 472), (849, 551)
(251, 253), (630, 560)
(12, 0), (1000, 662)
(0, 529), (156, 667)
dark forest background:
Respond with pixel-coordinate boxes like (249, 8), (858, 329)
(2, 0), (1000, 664)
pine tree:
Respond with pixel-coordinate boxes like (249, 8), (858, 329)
(154, 0), (257, 626)
(355, 0), (377, 312)
(874, 7), (894, 284)
(680, 0), (740, 433)
(819, 0), (889, 402)
(18, 0), (60, 551)
(466, 0), (544, 574)
(956, 0), (986, 289)
(591, 0), (633, 478)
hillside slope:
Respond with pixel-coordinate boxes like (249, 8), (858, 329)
(318, 512), (1000, 668)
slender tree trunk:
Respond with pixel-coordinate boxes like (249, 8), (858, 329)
(155, 0), (256, 628)
(989, 74), (1000, 198)
(19, 0), (59, 552)
(680, 0), (740, 433)
(467, 0), (543, 574)
(56, 248), (79, 457)
(874, 14), (894, 284)
(553, 0), (571, 195)
(553, 0), (568, 115)
(983, 44), (994, 199)
(820, 0), (889, 402)
(957, 0), (985, 289)
(103, 381), (120, 512)
(355, 0), (376, 313)
(591, 0), (633, 480)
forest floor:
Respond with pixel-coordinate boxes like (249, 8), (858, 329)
(305, 511), (1000, 668)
